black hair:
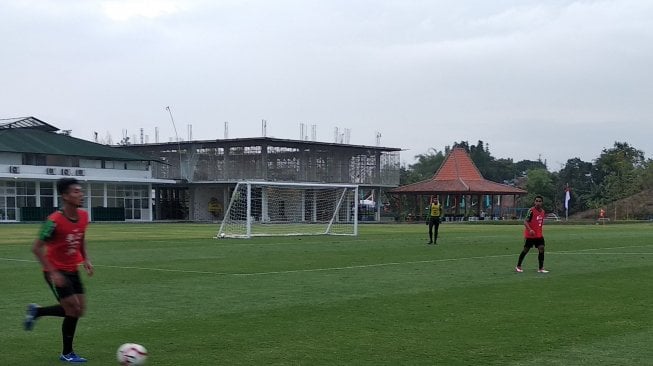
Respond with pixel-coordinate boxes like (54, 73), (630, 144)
(535, 195), (544, 201)
(57, 178), (80, 195)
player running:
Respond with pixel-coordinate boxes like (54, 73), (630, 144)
(24, 178), (94, 363)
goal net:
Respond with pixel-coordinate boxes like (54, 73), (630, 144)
(216, 182), (359, 238)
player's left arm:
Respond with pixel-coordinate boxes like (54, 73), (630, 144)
(523, 209), (535, 235)
(80, 238), (94, 277)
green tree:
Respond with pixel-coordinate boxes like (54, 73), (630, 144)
(641, 159), (653, 190)
(525, 168), (555, 212)
(405, 148), (446, 184)
(514, 160), (547, 176)
(591, 142), (646, 204)
(486, 158), (518, 183)
(556, 157), (593, 213)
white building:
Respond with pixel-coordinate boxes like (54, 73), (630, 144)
(0, 117), (174, 222)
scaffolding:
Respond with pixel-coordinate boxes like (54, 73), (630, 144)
(122, 137), (400, 186)
(119, 137), (400, 221)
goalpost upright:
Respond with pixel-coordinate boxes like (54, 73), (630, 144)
(216, 181), (359, 238)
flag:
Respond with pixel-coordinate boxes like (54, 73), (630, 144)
(564, 187), (571, 210)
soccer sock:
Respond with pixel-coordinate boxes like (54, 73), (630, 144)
(538, 253), (544, 269)
(62, 316), (78, 355)
(37, 305), (65, 318)
(517, 251), (527, 266)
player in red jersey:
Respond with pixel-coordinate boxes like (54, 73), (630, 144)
(24, 178), (94, 363)
(515, 195), (548, 273)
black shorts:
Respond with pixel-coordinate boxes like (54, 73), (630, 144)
(524, 238), (545, 248)
(44, 270), (84, 301)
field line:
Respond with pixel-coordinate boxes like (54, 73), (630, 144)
(549, 244), (653, 253)
(0, 254), (514, 276)
(550, 252), (653, 255)
(2, 243), (651, 277)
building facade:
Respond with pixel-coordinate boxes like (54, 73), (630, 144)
(1, 117), (401, 223)
(0, 117), (174, 222)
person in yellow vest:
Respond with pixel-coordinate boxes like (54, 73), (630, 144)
(426, 196), (443, 245)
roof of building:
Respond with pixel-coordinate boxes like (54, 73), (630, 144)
(0, 116), (59, 131)
(390, 147), (527, 195)
(0, 118), (155, 161)
(123, 136), (403, 152)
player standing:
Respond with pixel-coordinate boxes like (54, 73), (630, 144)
(426, 196), (443, 244)
(24, 178), (94, 363)
(515, 195), (549, 273)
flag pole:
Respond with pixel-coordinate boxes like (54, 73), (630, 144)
(564, 183), (570, 221)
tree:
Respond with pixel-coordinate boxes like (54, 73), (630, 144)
(641, 159), (653, 190)
(404, 148), (446, 184)
(556, 157), (593, 213)
(448, 140), (519, 182)
(591, 142), (646, 204)
(514, 160), (547, 177)
(525, 169), (555, 212)
(486, 158), (517, 183)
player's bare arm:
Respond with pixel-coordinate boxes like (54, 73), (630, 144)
(80, 240), (94, 277)
(31, 239), (66, 286)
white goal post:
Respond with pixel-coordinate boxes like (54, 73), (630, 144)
(216, 182), (359, 238)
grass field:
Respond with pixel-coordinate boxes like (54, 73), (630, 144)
(1, 222), (652, 365)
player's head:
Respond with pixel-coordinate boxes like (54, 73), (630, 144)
(432, 196), (438, 203)
(57, 178), (83, 207)
(534, 195), (543, 208)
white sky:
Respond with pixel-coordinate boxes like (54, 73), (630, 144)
(1, 0), (652, 170)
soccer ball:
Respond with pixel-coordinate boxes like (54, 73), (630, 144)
(219, 232), (226, 238)
(117, 343), (148, 366)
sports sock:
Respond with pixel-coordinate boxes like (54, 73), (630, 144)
(538, 253), (544, 269)
(37, 305), (65, 318)
(62, 316), (78, 355)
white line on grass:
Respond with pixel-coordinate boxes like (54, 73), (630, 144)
(549, 244), (653, 253)
(0, 255), (515, 276)
(550, 252), (653, 255)
(0, 258), (33, 263)
(96, 254), (519, 276)
(2, 244), (651, 277)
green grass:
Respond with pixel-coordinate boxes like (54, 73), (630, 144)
(1, 222), (652, 365)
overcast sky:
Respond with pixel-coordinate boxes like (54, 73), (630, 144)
(1, 0), (651, 170)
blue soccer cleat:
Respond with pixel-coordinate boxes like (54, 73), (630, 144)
(59, 352), (88, 363)
(24, 303), (39, 331)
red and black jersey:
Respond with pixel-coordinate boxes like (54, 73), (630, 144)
(38, 209), (89, 272)
(523, 207), (545, 239)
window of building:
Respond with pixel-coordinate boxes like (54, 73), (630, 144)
(90, 183), (105, 208)
(40, 182), (55, 209)
(22, 153), (47, 165)
(16, 181), (36, 208)
(0, 181), (17, 221)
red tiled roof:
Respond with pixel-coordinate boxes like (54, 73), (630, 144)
(390, 147), (526, 195)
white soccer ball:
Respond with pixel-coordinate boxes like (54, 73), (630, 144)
(117, 343), (148, 366)
(220, 232), (226, 238)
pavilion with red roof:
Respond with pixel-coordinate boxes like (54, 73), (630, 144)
(390, 147), (527, 221)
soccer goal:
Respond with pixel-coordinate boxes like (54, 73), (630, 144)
(216, 182), (359, 238)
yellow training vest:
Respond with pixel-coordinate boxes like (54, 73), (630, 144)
(429, 203), (442, 218)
